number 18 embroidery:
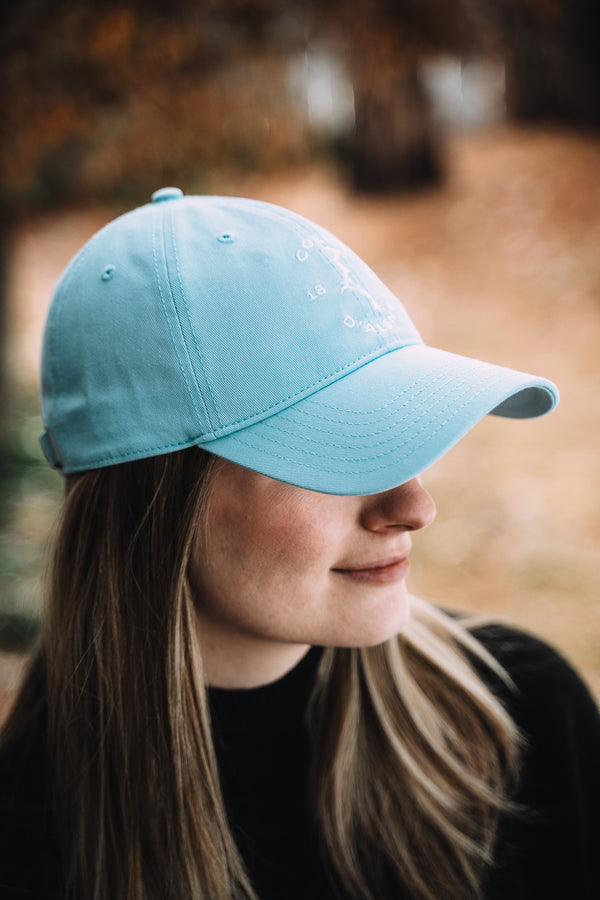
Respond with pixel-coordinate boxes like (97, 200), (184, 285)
(307, 284), (327, 301)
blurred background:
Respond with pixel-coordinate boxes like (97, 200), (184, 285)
(1, 0), (599, 710)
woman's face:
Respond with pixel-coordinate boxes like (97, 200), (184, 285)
(190, 459), (436, 687)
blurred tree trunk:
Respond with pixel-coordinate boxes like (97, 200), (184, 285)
(506, 29), (599, 126)
(350, 55), (441, 193)
(309, 0), (486, 194)
(499, 0), (600, 128)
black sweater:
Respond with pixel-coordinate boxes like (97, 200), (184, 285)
(1, 623), (599, 899)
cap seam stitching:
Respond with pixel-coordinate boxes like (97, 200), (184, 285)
(61, 342), (423, 469)
(219, 340), (420, 431)
(153, 213), (209, 429)
(63, 436), (203, 470)
(169, 210), (223, 429)
(245, 373), (498, 448)
(290, 364), (462, 422)
(223, 383), (494, 472)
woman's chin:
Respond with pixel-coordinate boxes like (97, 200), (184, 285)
(332, 588), (413, 648)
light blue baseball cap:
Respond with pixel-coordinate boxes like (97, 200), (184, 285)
(40, 188), (558, 494)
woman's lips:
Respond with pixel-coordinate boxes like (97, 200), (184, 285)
(332, 557), (411, 585)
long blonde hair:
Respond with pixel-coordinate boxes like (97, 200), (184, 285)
(2, 447), (520, 900)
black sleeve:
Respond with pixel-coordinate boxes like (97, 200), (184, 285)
(0, 722), (60, 899)
(473, 624), (600, 900)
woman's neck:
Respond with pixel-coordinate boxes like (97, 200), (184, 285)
(196, 619), (311, 689)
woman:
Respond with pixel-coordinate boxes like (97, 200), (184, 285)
(0, 189), (598, 900)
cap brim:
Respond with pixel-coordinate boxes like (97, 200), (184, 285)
(198, 344), (558, 495)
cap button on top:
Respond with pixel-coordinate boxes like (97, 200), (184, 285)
(151, 187), (184, 203)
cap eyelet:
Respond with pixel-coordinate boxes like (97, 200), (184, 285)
(101, 265), (116, 282)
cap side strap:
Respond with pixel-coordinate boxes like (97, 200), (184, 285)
(39, 429), (62, 470)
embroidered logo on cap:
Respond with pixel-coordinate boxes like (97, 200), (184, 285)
(296, 232), (397, 335)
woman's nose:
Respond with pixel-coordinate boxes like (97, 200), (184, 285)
(359, 477), (437, 533)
